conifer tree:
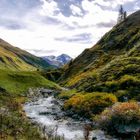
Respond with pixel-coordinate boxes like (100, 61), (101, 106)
(117, 5), (127, 23)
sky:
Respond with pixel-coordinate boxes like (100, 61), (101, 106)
(0, 0), (139, 58)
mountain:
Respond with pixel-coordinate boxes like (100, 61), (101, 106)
(57, 54), (72, 65)
(0, 39), (60, 140)
(0, 38), (53, 70)
(60, 10), (140, 101)
(42, 54), (72, 67)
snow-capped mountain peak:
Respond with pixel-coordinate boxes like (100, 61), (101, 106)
(42, 54), (72, 67)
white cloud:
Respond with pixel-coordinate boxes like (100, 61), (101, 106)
(134, 1), (140, 10)
(39, 0), (59, 16)
(0, 0), (138, 58)
(70, 5), (83, 16)
(115, 0), (136, 4)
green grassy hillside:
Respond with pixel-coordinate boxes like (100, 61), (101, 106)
(0, 69), (60, 139)
(0, 38), (53, 71)
(0, 39), (60, 139)
(0, 69), (59, 94)
(0, 71), (60, 140)
(60, 10), (140, 101)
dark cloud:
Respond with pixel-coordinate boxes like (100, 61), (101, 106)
(61, 22), (95, 31)
(41, 16), (62, 25)
(89, 0), (139, 12)
(3, 24), (25, 30)
(0, 0), (42, 30)
(55, 33), (92, 44)
(97, 21), (116, 28)
(124, 0), (140, 12)
(0, 18), (26, 30)
(0, 0), (42, 16)
(53, 0), (85, 17)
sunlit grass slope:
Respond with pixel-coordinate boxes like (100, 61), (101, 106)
(0, 69), (59, 94)
(0, 38), (52, 71)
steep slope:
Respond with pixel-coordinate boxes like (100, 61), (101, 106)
(0, 38), (52, 70)
(61, 10), (140, 101)
(42, 54), (72, 67)
(0, 40), (61, 139)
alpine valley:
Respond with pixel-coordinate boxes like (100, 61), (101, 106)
(0, 9), (140, 140)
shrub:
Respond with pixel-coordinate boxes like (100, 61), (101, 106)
(95, 102), (140, 136)
(57, 90), (76, 100)
(0, 91), (44, 140)
(64, 92), (117, 118)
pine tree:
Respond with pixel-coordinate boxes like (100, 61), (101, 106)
(117, 5), (127, 23)
(124, 11), (127, 20)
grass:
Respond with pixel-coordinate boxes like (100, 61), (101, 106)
(0, 68), (61, 140)
(0, 39), (62, 140)
(0, 69), (59, 95)
(0, 38), (53, 71)
(57, 89), (77, 100)
(64, 56), (140, 101)
(0, 90), (46, 140)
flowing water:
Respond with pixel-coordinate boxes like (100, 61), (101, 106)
(24, 96), (117, 140)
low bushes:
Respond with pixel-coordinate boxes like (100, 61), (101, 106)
(63, 92), (117, 118)
(57, 90), (76, 100)
(0, 91), (44, 140)
(95, 102), (140, 136)
(81, 75), (140, 101)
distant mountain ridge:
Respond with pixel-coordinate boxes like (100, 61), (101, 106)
(0, 38), (53, 70)
(42, 54), (72, 67)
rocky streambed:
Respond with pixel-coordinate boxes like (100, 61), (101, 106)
(24, 88), (118, 140)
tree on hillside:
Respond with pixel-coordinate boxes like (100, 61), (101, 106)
(117, 5), (127, 23)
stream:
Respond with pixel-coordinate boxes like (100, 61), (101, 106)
(24, 92), (118, 140)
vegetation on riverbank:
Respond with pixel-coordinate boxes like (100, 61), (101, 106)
(63, 92), (117, 118)
(95, 102), (140, 138)
(57, 89), (77, 100)
(0, 69), (61, 140)
(0, 90), (46, 140)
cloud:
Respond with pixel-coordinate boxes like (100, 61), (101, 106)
(134, 1), (140, 10)
(27, 49), (57, 56)
(0, 0), (139, 58)
(40, 0), (60, 16)
(0, 18), (26, 30)
(55, 33), (92, 44)
(70, 5), (83, 16)
(0, 0), (42, 17)
(97, 21), (116, 28)
(41, 16), (62, 25)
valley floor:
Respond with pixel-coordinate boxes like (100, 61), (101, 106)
(0, 70), (140, 140)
